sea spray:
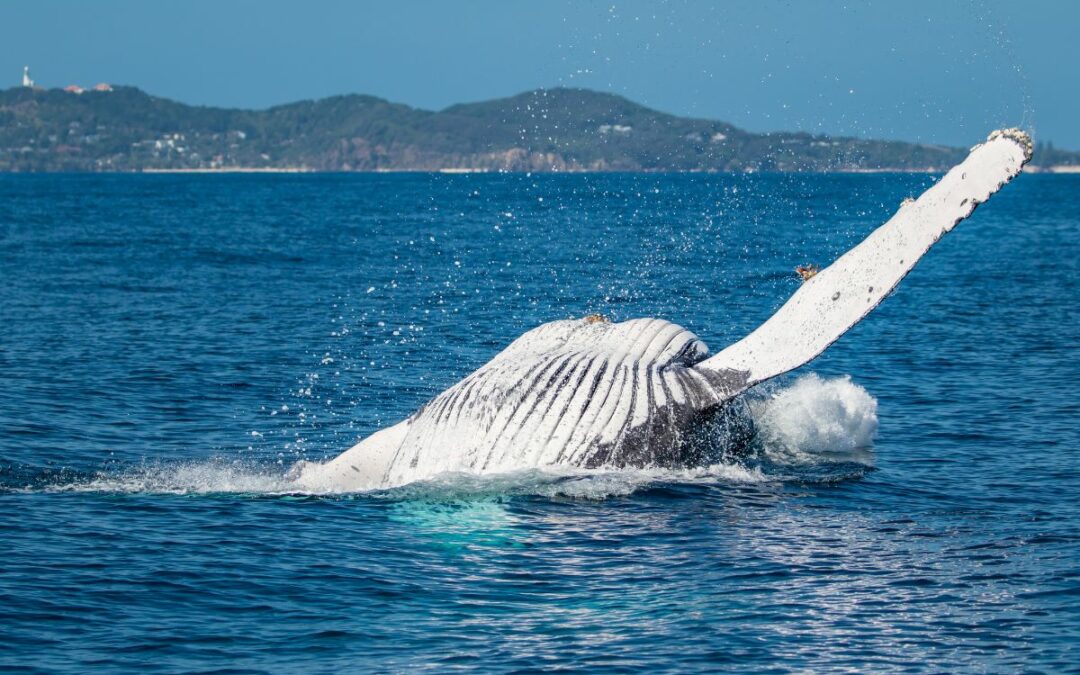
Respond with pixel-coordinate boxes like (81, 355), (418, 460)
(25, 374), (878, 499)
(43, 458), (295, 496)
(748, 373), (878, 463)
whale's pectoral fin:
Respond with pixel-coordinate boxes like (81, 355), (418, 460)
(696, 128), (1032, 393)
(290, 418), (411, 491)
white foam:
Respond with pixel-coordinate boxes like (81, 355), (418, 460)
(32, 373), (877, 499)
(47, 458), (295, 495)
(748, 373), (878, 463)
(531, 463), (770, 499)
(36, 458), (769, 500)
(372, 462), (771, 501)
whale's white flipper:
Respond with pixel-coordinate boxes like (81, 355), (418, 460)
(696, 128), (1032, 389)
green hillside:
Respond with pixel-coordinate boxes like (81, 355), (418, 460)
(0, 85), (1074, 172)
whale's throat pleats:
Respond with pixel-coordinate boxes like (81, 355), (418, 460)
(381, 318), (747, 486)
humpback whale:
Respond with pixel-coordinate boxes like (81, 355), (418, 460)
(292, 129), (1032, 491)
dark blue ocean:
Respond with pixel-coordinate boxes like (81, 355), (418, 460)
(1, 172), (1077, 672)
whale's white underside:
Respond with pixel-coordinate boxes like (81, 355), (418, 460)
(294, 129), (1032, 492)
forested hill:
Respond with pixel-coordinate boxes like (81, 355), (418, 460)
(0, 85), (1076, 172)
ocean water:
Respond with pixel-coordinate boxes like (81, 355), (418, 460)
(1, 172), (1077, 672)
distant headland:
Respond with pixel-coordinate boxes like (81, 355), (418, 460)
(1, 76), (1077, 173)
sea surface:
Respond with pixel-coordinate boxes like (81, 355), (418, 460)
(1, 172), (1077, 673)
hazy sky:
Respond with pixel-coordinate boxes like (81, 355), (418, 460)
(2, 0), (1077, 148)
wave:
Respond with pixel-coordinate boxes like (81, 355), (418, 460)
(10, 374), (877, 500)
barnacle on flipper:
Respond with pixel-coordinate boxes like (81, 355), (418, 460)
(795, 265), (819, 282)
(973, 128), (1033, 163)
(986, 128), (1033, 161)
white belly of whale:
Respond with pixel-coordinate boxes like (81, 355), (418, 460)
(383, 318), (742, 486)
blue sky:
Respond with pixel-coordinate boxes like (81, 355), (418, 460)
(2, 0), (1076, 148)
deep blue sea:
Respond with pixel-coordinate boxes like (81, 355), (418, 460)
(1, 172), (1077, 673)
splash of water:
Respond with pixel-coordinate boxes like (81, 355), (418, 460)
(748, 373), (878, 463)
(39, 458), (296, 496)
(23, 373), (877, 499)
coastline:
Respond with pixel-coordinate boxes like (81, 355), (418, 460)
(124, 165), (1080, 175)
(140, 167), (314, 174)
(1, 165), (1076, 176)
(1024, 164), (1080, 174)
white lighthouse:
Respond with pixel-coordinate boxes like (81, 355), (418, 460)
(22, 66), (34, 88)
